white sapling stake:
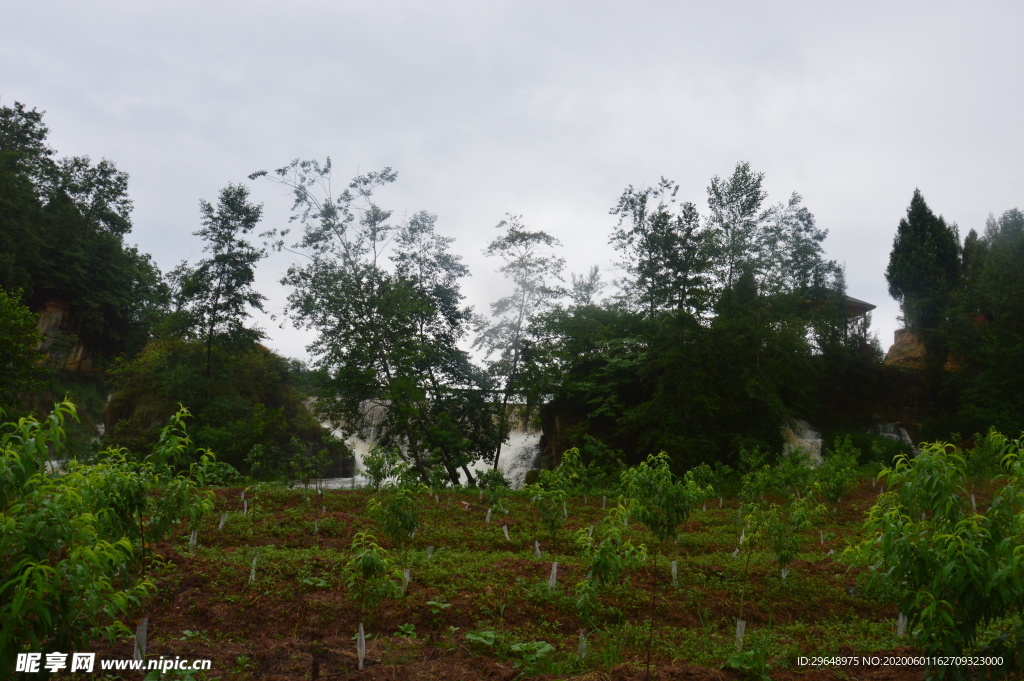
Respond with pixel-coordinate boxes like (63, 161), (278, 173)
(411, 528), (417, 538)
(485, 508), (492, 524)
(562, 501), (568, 518)
(479, 489), (483, 502)
(357, 622), (366, 670)
(218, 512), (228, 530)
(732, 548), (740, 558)
(827, 549), (835, 555)
(702, 501), (706, 511)
(578, 630), (587, 657)
(897, 612), (907, 638)
(735, 619), (746, 652)
(322, 505), (326, 514)
(719, 496), (723, 508)
(780, 568), (789, 580)
(534, 540), (541, 559)
(670, 560), (678, 586)
(601, 496), (606, 509)
(871, 477), (876, 488)
(503, 525), (510, 541)
(314, 519), (318, 534)
(739, 528), (745, 545)
(189, 528), (198, 550)
(971, 494), (977, 511)
(820, 530), (824, 546)
(435, 494), (439, 504)
(548, 561), (558, 589)
(922, 512), (926, 522)
(243, 499), (248, 516)
(427, 546), (434, 559)
(402, 569), (411, 595)
(133, 617), (148, 660)
(588, 525), (594, 537)
(249, 555), (258, 585)
(241, 490), (245, 501)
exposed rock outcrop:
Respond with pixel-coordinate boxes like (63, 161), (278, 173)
(35, 298), (94, 373)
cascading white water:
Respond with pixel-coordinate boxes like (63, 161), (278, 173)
(316, 426), (541, 490)
(781, 419), (823, 466)
(869, 423), (915, 449)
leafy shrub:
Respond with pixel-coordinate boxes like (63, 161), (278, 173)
(362, 445), (404, 493)
(573, 504), (647, 624)
(476, 467), (509, 490)
(967, 428), (1012, 479)
(846, 439), (1024, 679)
(814, 436), (860, 502)
(366, 486), (422, 565)
(0, 402), (215, 678)
(343, 532), (400, 623)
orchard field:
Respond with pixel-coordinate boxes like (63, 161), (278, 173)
(70, 445), (1023, 681)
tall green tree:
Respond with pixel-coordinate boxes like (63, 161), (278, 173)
(706, 161), (769, 291)
(253, 160), (497, 485)
(0, 101), (165, 361)
(949, 208), (1024, 434)
(0, 289), (44, 410)
(474, 215), (565, 469)
(885, 189), (960, 350)
(609, 179), (712, 316)
(170, 183), (267, 377)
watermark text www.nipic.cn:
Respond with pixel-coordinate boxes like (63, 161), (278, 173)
(15, 652), (213, 674)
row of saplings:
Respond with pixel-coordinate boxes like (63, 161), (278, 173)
(2, 400), (1021, 680)
(335, 434), (1024, 680)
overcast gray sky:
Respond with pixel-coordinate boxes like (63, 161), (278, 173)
(3, 0), (1022, 361)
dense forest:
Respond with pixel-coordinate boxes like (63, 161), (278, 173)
(2, 100), (1022, 482)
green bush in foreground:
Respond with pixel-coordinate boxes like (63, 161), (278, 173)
(847, 437), (1024, 680)
(0, 403), (216, 678)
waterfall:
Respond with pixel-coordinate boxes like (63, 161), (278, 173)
(315, 424), (541, 491)
(781, 420), (823, 466)
(868, 423), (917, 454)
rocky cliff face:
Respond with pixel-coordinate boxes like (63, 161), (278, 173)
(36, 298), (94, 373)
(884, 329), (927, 370)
